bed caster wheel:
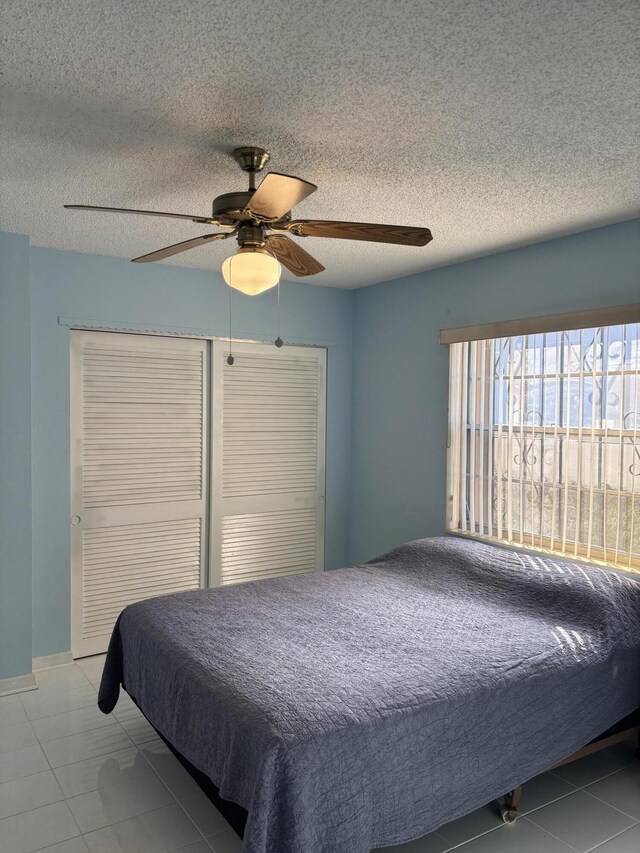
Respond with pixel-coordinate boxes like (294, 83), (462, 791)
(501, 806), (518, 824)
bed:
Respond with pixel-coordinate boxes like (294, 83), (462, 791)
(98, 536), (640, 853)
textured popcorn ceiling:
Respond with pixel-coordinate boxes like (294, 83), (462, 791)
(1, 0), (638, 289)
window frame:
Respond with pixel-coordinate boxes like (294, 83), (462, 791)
(445, 311), (640, 574)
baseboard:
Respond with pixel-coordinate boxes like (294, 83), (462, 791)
(32, 651), (74, 671)
(0, 652), (74, 696)
(0, 671), (37, 697)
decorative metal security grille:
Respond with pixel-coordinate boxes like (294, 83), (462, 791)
(447, 323), (640, 572)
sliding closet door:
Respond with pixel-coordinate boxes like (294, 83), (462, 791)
(211, 341), (326, 586)
(70, 331), (208, 657)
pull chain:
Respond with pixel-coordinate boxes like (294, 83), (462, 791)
(275, 281), (283, 348)
(227, 284), (234, 365)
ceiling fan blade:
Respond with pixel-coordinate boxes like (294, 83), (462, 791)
(266, 235), (325, 277)
(64, 204), (217, 224)
(247, 173), (317, 221)
(287, 220), (433, 247)
(131, 232), (233, 263)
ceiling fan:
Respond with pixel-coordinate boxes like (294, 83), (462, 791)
(65, 146), (433, 296)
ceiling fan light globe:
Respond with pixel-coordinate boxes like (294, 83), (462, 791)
(221, 249), (281, 296)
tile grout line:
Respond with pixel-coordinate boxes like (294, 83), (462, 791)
(32, 708), (125, 744)
(578, 784), (640, 823)
(548, 760), (635, 787)
(84, 665), (214, 845)
(525, 805), (615, 853)
(61, 763), (189, 843)
(31, 665), (96, 691)
(433, 831), (453, 852)
(517, 759), (640, 851)
(18, 671), (98, 717)
(36, 720), (136, 760)
(81, 801), (211, 851)
(440, 818), (505, 850)
(0, 694), (29, 731)
(516, 763), (635, 823)
(518, 786), (580, 818)
(96, 674), (217, 847)
(1, 665), (173, 847)
(520, 815), (582, 853)
(8, 695), (86, 849)
(445, 815), (578, 852)
(442, 773), (640, 853)
(586, 820), (640, 852)
(18, 694), (100, 722)
(4, 666), (132, 798)
(0, 743), (162, 833)
(137, 737), (218, 849)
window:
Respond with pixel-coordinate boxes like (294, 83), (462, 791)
(447, 322), (640, 572)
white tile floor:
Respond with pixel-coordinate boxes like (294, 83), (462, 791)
(0, 657), (638, 853)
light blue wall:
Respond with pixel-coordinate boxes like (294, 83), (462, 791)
(4, 219), (639, 672)
(30, 247), (353, 658)
(0, 233), (32, 679)
(349, 220), (640, 564)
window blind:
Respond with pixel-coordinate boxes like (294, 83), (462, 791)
(447, 323), (640, 572)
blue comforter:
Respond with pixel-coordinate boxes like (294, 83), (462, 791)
(99, 537), (640, 853)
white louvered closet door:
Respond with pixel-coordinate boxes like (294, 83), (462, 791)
(211, 341), (326, 587)
(70, 331), (208, 657)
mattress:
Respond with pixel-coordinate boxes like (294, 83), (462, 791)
(98, 536), (640, 853)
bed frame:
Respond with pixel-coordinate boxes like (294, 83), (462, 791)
(147, 705), (640, 838)
(501, 709), (640, 823)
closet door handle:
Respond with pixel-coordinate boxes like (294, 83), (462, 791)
(71, 516), (81, 525)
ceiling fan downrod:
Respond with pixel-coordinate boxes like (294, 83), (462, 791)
(231, 146), (271, 192)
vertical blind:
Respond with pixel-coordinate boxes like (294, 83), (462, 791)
(447, 323), (640, 572)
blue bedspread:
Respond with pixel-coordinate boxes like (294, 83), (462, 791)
(99, 537), (640, 853)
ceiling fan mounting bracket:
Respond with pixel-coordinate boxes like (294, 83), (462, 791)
(231, 146), (270, 174)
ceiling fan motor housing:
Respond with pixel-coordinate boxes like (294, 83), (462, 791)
(211, 191), (255, 225)
(212, 191), (292, 227)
